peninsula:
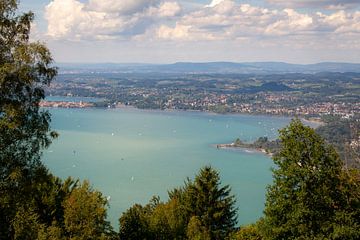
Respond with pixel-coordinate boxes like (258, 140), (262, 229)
(217, 137), (280, 156)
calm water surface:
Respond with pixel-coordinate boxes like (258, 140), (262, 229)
(44, 108), (293, 227)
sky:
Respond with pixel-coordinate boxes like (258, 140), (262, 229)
(20, 0), (360, 64)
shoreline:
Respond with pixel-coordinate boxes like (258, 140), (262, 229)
(42, 99), (325, 125)
(300, 117), (325, 128)
(214, 143), (274, 157)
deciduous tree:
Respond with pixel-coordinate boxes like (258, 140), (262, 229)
(0, 0), (57, 237)
(63, 180), (112, 240)
(261, 119), (360, 239)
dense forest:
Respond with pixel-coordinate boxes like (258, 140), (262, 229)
(1, 1), (359, 239)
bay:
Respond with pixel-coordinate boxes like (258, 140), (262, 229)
(44, 107), (294, 228)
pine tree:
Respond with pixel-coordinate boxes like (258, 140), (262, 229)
(119, 167), (238, 240)
(186, 166), (237, 240)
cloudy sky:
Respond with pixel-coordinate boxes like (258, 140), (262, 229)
(21, 0), (360, 64)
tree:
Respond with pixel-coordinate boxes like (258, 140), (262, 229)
(148, 202), (174, 240)
(186, 216), (211, 240)
(119, 196), (165, 240)
(119, 167), (237, 240)
(1, 2), (118, 240)
(12, 206), (43, 240)
(119, 203), (152, 240)
(63, 180), (112, 240)
(330, 168), (360, 239)
(261, 119), (360, 239)
(0, 0), (57, 178)
(0, 0), (57, 237)
(161, 197), (189, 239)
(234, 222), (263, 240)
(185, 166), (237, 240)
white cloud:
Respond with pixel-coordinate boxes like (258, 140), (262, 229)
(152, 0), (360, 43)
(45, 0), (128, 40)
(148, 2), (181, 17)
(86, 0), (160, 14)
(157, 24), (190, 40)
(155, 2), (316, 40)
(265, 9), (313, 35)
(331, 11), (360, 33)
(45, 0), (181, 40)
(205, 0), (226, 8)
(44, 0), (360, 54)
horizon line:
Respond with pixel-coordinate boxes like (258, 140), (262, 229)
(55, 61), (360, 65)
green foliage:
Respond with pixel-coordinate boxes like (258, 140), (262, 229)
(261, 119), (360, 239)
(0, 0), (57, 173)
(149, 201), (179, 239)
(38, 223), (66, 240)
(32, 173), (78, 227)
(186, 216), (211, 240)
(119, 203), (152, 240)
(235, 138), (242, 145)
(185, 166), (237, 239)
(329, 168), (360, 239)
(0, 1), (57, 238)
(119, 166), (237, 240)
(232, 136), (280, 155)
(316, 116), (359, 167)
(12, 206), (43, 240)
(233, 223), (262, 240)
(1, 166), (78, 239)
(63, 180), (112, 240)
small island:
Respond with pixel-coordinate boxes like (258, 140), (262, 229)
(217, 136), (280, 156)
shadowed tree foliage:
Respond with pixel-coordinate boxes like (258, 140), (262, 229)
(0, 0), (57, 176)
(0, 0), (58, 237)
(1, 2), (116, 239)
(119, 204), (153, 240)
(261, 119), (360, 239)
(119, 196), (160, 240)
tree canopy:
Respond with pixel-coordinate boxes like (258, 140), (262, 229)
(0, 0), (58, 237)
(185, 166), (237, 239)
(261, 119), (360, 239)
(119, 166), (237, 240)
(0, 0), (57, 168)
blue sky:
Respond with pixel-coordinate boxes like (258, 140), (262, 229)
(20, 0), (360, 64)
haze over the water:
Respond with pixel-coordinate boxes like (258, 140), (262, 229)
(22, 0), (360, 64)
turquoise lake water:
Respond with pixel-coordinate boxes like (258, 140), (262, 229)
(44, 107), (295, 228)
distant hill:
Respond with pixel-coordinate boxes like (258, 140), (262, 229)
(57, 62), (360, 74)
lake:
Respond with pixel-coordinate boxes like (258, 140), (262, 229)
(44, 107), (298, 228)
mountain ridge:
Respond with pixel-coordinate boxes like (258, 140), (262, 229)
(57, 61), (360, 74)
